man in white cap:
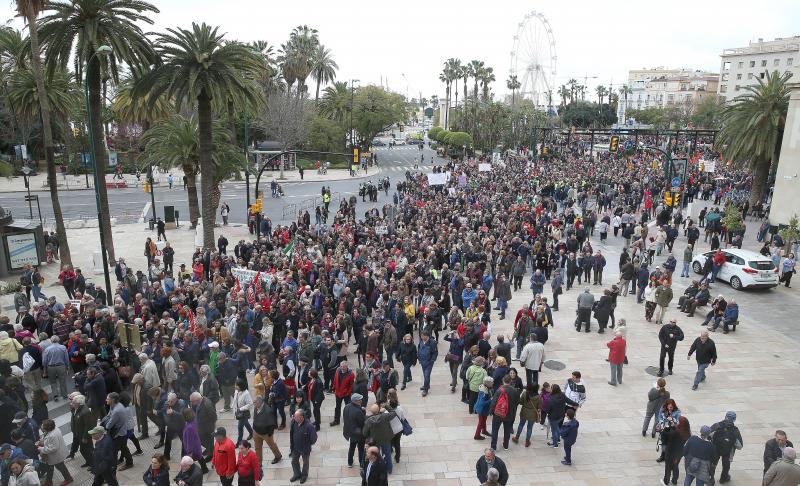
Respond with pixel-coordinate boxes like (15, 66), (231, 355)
(88, 425), (119, 486)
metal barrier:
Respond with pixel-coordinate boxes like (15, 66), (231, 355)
(281, 203), (296, 221)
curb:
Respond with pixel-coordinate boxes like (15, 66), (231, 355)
(257, 167), (384, 185)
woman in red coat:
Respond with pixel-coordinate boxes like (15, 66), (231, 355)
(236, 440), (261, 486)
(606, 331), (627, 386)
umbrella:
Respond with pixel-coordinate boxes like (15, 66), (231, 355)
(706, 212), (722, 222)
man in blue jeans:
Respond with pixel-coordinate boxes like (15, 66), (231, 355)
(489, 375), (520, 451)
(417, 331), (438, 397)
(688, 330), (717, 391)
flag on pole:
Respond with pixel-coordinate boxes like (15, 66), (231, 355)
(282, 239), (295, 258)
(253, 272), (262, 297)
(246, 284), (256, 306)
(187, 308), (202, 339)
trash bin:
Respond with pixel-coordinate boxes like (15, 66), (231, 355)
(148, 218), (155, 230)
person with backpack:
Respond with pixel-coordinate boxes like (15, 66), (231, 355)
(488, 374), (520, 451)
(709, 411), (743, 484)
(683, 425), (718, 486)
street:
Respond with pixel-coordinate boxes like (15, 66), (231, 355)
(0, 142), (436, 226)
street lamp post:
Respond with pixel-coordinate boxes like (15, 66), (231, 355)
(21, 165), (33, 218)
(84, 45), (113, 302)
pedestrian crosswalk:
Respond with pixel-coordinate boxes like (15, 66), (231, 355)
(372, 146), (424, 151)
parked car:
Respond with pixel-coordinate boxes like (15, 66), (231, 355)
(692, 248), (778, 290)
(393, 139), (406, 145)
(371, 139), (386, 146)
(407, 138), (424, 145)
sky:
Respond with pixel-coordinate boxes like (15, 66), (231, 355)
(5, 0), (800, 103)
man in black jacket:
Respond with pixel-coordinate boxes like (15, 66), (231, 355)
(764, 430), (793, 474)
(489, 374), (521, 451)
(251, 396), (282, 466)
(89, 425), (119, 486)
(710, 411), (743, 483)
(362, 445), (388, 486)
(657, 319), (684, 377)
(476, 448), (509, 485)
(190, 392), (217, 462)
(174, 456), (203, 486)
(343, 393), (366, 468)
(688, 330), (717, 391)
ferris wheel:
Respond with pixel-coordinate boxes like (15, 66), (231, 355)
(509, 11), (557, 109)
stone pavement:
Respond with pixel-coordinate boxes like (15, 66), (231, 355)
(2, 207), (798, 485)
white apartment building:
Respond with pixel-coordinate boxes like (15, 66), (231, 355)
(718, 36), (799, 101)
(618, 68), (719, 122)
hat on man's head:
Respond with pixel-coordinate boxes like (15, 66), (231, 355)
(12, 412), (26, 424)
(88, 425), (106, 435)
(725, 410), (737, 422)
(700, 425), (712, 437)
(0, 444), (12, 453)
(351, 393), (363, 402)
(214, 427), (227, 437)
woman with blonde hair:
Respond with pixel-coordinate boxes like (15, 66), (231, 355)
(253, 365), (273, 399)
(491, 356), (509, 392)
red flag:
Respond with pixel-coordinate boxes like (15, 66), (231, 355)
(253, 272), (262, 298)
(188, 308), (201, 339)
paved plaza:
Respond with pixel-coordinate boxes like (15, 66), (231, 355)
(2, 198), (797, 486)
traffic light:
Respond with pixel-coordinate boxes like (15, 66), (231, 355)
(250, 196), (263, 215)
(699, 161), (705, 172)
(542, 147), (549, 155)
(673, 193), (681, 207)
(664, 191), (673, 207)
(353, 148), (359, 163)
(143, 181), (150, 193)
(609, 135), (619, 153)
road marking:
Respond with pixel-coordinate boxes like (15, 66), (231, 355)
(139, 202), (151, 223)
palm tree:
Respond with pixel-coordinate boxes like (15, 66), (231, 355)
(618, 84), (632, 118)
(480, 67), (495, 101)
(596, 85), (608, 106)
(0, 28), (28, 71)
(143, 115), (244, 218)
(278, 25), (319, 99)
(557, 85), (570, 108)
(717, 70), (791, 205)
(469, 60), (485, 100)
(134, 23), (262, 248)
(311, 44), (337, 101)
(12, 1), (74, 264)
(318, 81), (349, 122)
(39, 0), (159, 263)
(506, 75), (521, 110)
(567, 79), (579, 104)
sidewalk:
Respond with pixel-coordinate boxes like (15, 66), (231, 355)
(1, 165), (383, 193)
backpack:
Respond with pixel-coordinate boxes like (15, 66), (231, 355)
(712, 424), (736, 454)
(20, 271), (32, 286)
(494, 387), (509, 419)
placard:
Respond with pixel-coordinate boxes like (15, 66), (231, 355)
(231, 267), (273, 286)
(375, 226), (388, 235)
(478, 163), (492, 172)
(702, 160), (716, 173)
(426, 173), (448, 186)
(6, 233), (38, 269)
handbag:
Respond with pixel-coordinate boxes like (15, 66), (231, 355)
(446, 353), (460, 363)
(235, 410), (250, 420)
(390, 416), (404, 435)
(401, 418), (413, 436)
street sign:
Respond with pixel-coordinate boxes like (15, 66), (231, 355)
(623, 140), (634, 150)
(671, 177), (681, 187)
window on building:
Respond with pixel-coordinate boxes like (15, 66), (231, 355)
(760, 72), (766, 79)
(748, 73), (753, 79)
(774, 59), (781, 66)
(735, 85), (740, 91)
(789, 58), (794, 66)
(736, 74), (742, 80)
(750, 60), (756, 67)
(761, 60), (767, 67)
(720, 85), (727, 93)
(723, 61), (731, 70)
(738, 61), (744, 68)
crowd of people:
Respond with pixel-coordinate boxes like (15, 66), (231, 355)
(0, 144), (796, 486)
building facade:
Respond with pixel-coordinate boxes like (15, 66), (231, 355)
(618, 68), (719, 122)
(718, 36), (799, 102)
